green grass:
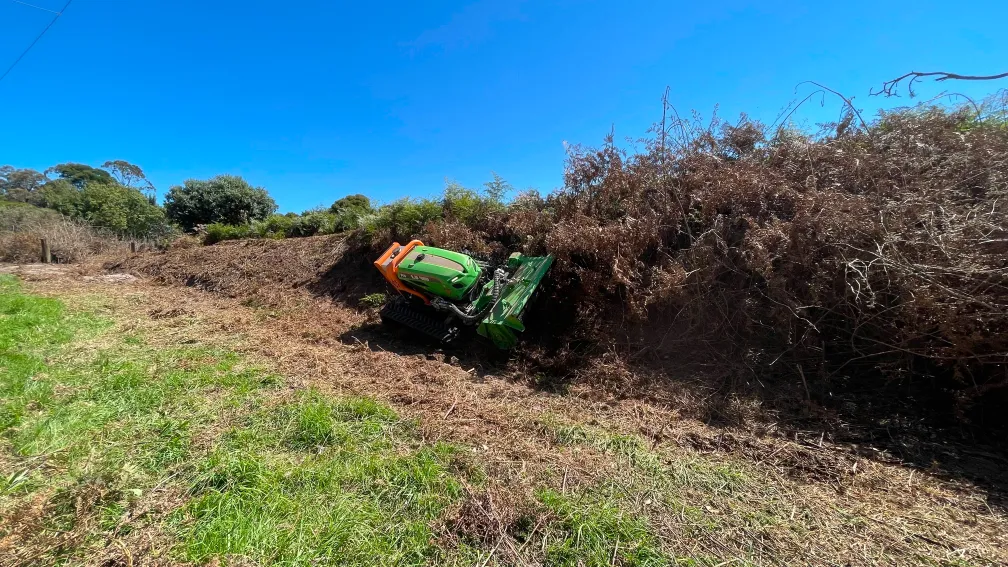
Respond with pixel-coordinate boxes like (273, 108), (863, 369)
(539, 416), (747, 495)
(537, 488), (668, 567)
(535, 415), (758, 564)
(0, 275), (468, 566)
(179, 389), (464, 566)
(0, 275), (679, 566)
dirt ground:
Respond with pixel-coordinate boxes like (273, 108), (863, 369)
(4, 258), (1008, 566)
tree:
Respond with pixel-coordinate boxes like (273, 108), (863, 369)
(329, 194), (371, 214)
(38, 179), (82, 216)
(45, 163), (115, 189)
(329, 194), (373, 232)
(79, 183), (167, 237)
(0, 166), (47, 203)
(102, 160), (155, 199)
(36, 180), (168, 238)
(164, 175), (277, 231)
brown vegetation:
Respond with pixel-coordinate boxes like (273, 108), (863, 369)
(424, 94), (1008, 438)
(113, 95), (1008, 476)
(0, 203), (132, 263)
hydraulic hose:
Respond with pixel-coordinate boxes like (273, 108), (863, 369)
(432, 268), (506, 325)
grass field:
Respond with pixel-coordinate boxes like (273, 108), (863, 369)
(1, 270), (1005, 566)
(0, 274), (668, 566)
(0, 274), (469, 565)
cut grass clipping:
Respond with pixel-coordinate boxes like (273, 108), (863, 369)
(0, 275), (672, 566)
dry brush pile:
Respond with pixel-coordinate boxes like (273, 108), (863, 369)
(401, 94), (1008, 432)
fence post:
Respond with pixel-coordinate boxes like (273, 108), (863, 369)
(40, 238), (51, 264)
(130, 242), (137, 253)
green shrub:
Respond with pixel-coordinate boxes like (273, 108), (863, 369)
(332, 207), (369, 232)
(80, 183), (170, 238)
(443, 175), (508, 227)
(329, 194), (371, 214)
(34, 180), (171, 239)
(256, 214), (296, 238)
(164, 175), (277, 231)
(365, 198), (442, 241)
(442, 183), (482, 225)
(330, 194), (374, 232)
(202, 210), (341, 244)
(286, 211), (335, 237)
(204, 223), (253, 245)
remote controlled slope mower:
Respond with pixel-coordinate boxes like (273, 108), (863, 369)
(374, 240), (553, 349)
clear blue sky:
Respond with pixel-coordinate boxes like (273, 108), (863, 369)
(1, 0), (1005, 213)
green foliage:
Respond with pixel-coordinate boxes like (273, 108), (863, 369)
(442, 176), (506, 226)
(330, 194), (371, 213)
(360, 293), (386, 307)
(164, 175), (277, 231)
(442, 183), (482, 224)
(537, 489), (668, 567)
(257, 213), (297, 238)
(37, 179), (81, 216)
(78, 183), (169, 238)
(204, 222), (255, 244)
(330, 194), (374, 232)
(100, 160), (153, 191)
(482, 172), (512, 206)
(333, 206), (369, 231)
(287, 210), (335, 237)
(0, 197), (66, 223)
(36, 181), (170, 238)
(45, 163), (115, 190)
(175, 174), (519, 245)
(358, 177), (511, 242)
(203, 210), (341, 244)
(365, 198), (443, 241)
(3, 161), (171, 240)
(0, 166), (46, 204)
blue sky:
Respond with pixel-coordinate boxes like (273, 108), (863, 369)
(1, 0), (1005, 213)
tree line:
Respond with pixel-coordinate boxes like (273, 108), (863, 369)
(0, 161), (370, 240)
(1, 160), (527, 248)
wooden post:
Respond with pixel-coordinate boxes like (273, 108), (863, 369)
(130, 242), (137, 253)
(40, 238), (51, 264)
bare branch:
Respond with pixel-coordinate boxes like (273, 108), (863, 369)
(796, 81), (867, 130)
(872, 70), (1008, 97)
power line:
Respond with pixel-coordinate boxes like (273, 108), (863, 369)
(10, 1), (61, 15)
(0, 0), (74, 84)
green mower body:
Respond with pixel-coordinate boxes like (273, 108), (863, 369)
(373, 240), (553, 349)
(395, 246), (482, 301)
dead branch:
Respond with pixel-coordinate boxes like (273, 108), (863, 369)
(872, 71), (1008, 97)
(796, 81), (868, 130)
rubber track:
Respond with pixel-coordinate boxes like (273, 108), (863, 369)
(380, 298), (459, 343)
